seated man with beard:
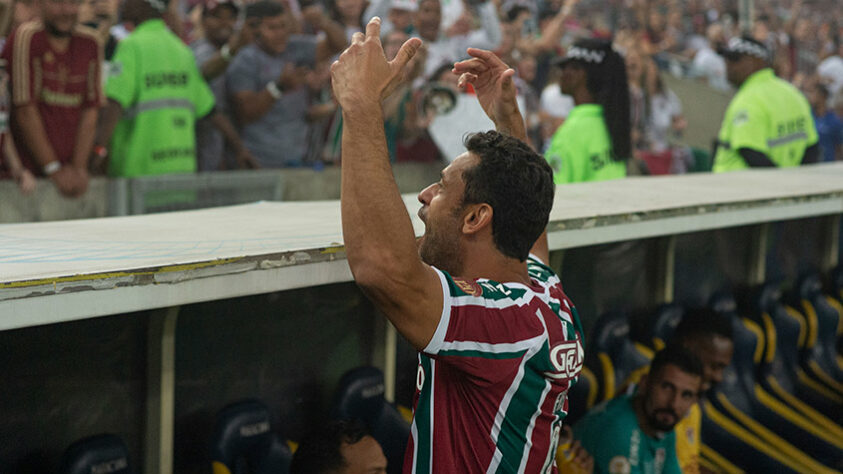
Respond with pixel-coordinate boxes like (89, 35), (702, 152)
(573, 346), (703, 474)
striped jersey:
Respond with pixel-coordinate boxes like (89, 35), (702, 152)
(404, 255), (584, 473)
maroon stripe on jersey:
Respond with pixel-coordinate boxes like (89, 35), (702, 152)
(444, 304), (546, 346)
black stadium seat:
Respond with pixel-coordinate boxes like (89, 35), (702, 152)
(792, 273), (843, 404)
(700, 293), (836, 473)
(58, 434), (131, 474)
(587, 311), (652, 401)
(748, 282), (843, 424)
(563, 364), (598, 425)
(332, 366), (410, 474)
(706, 288), (843, 469)
(210, 399), (292, 474)
(645, 303), (684, 350)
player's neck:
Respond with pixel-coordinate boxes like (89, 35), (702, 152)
(45, 24), (73, 52)
(460, 248), (531, 286)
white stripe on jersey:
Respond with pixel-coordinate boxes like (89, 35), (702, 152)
(423, 269), (455, 354)
(518, 379), (553, 473)
(485, 309), (549, 473)
(439, 334), (547, 355)
(429, 359), (436, 471)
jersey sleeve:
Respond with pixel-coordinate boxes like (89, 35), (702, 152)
(6, 24), (37, 106)
(422, 268), (548, 384)
(105, 38), (137, 109)
(726, 98), (770, 154)
(82, 35), (104, 108)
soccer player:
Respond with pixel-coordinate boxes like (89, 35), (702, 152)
(331, 19), (584, 472)
(574, 346), (704, 474)
(713, 36), (819, 171)
(1, 0), (103, 197)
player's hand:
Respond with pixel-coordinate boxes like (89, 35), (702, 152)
(452, 48), (520, 126)
(570, 439), (594, 473)
(331, 17), (422, 111)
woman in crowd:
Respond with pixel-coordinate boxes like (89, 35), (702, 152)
(544, 38), (631, 183)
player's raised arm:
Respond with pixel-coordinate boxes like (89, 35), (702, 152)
(452, 49), (550, 264)
(331, 18), (441, 350)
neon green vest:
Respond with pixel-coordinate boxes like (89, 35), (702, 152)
(545, 104), (626, 184)
(105, 20), (215, 177)
(713, 69), (818, 172)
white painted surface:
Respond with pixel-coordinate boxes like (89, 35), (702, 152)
(2, 163), (843, 329)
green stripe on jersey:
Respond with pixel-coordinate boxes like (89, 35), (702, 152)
(494, 356), (552, 473)
(414, 356), (433, 472)
(438, 349), (527, 359)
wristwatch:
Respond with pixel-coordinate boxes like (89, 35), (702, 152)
(220, 44), (232, 62)
(43, 160), (61, 176)
(266, 81), (283, 100)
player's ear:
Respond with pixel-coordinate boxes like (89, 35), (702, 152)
(462, 203), (492, 235)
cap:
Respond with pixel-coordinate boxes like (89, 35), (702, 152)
(390, 0), (417, 12)
(203, 0), (240, 14)
(718, 36), (769, 61)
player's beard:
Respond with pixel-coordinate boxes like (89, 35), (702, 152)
(419, 211), (464, 276)
(647, 408), (680, 432)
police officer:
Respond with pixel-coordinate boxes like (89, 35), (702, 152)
(713, 36), (819, 172)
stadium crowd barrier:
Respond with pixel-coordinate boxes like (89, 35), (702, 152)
(1, 163), (841, 473)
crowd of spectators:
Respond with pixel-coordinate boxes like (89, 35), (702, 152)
(0, 0), (841, 197)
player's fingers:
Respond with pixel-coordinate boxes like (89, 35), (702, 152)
(467, 47), (506, 67)
(365, 16), (382, 42)
(452, 58), (488, 73)
(457, 72), (477, 89)
(390, 37), (423, 71)
(351, 31), (365, 44)
(499, 68), (516, 88)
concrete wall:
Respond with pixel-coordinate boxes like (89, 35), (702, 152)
(0, 162), (445, 223)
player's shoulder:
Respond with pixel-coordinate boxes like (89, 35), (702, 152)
(527, 255), (558, 283)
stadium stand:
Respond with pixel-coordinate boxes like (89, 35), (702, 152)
(332, 367), (410, 474)
(210, 399), (292, 474)
(58, 434), (131, 474)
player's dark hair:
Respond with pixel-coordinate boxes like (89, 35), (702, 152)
(462, 131), (555, 261)
(571, 38), (632, 161)
(672, 307), (734, 345)
(246, 0), (284, 19)
(290, 419), (370, 474)
(650, 345), (704, 380)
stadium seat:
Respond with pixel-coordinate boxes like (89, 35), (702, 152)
(58, 434), (131, 474)
(700, 293), (838, 473)
(644, 303), (684, 350)
(747, 282), (843, 424)
(587, 310), (652, 400)
(210, 399), (292, 474)
(831, 266), (843, 362)
(332, 366), (410, 474)
(792, 273), (843, 402)
(707, 290), (843, 468)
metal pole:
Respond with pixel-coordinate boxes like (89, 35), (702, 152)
(739, 0), (754, 34)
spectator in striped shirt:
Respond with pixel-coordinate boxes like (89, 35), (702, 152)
(333, 19), (584, 472)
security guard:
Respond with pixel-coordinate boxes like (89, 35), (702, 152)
(713, 36), (819, 172)
(96, 0), (215, 177)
